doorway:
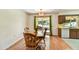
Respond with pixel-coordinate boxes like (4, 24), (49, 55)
(34, 16), (52, 36)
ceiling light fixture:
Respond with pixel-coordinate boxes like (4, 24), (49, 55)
(36, 9), (45, 16)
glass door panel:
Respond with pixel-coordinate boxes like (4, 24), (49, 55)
(34, 16), (52, 35)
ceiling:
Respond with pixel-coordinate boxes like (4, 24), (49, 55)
(24, 9), (79, 14)
(25, 9), (53, 14)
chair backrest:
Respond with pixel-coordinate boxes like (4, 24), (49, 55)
(23, 33), (40, 48)
(36, 27), (47, 39)
(43, 28), (47, 39)
(24, 27), (29, 33)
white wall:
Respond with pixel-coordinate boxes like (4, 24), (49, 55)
(52, 14), (58, 35)
(26, 15), (35, 32)
(27, 14), (58, 35)
(0, 10), (28, 49)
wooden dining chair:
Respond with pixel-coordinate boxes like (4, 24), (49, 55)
(23, 33), (42, 50)
(36, 28), (47, 47)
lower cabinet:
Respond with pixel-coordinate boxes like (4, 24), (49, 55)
(76, 31), (79, 39)
(58, 28), (79, 39)
(58, 28), (61, 37)
(70, 29), (79, 39)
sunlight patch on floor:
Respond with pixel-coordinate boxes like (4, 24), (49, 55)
(45, 35), (50, 49)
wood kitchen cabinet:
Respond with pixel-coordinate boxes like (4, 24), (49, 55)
(76, 31), (79, 39)
(70, 29), (79, 39)
(58, 15), (65, 24)
(58, 15), (65, 37)
(58, 28), (61, 37)
(70, 29), (77, 39)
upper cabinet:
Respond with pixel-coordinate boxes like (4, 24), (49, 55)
(58, 15), (79, 28)
(58, 15), (65, 24)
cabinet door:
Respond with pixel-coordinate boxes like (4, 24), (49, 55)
(58, 28), (61, 37)
(70, 29), (77, 39)
(77, 30), (79, 39)
(58, 15), (65, 24)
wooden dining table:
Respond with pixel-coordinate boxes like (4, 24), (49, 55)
(24, 32), (44, 38)
(23, 32), (45, 44)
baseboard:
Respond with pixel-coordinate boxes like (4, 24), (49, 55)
(6, 34), (23, 50)
(52, 35), (58, 37)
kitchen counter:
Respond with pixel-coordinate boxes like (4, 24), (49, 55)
(58, 27), (79, 29)
(58, 24), (79, 29)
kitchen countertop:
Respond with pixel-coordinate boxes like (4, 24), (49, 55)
(58, 27), (79, 29)
(58, 24), (79, 29)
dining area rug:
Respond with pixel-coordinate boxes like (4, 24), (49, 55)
(63, 39), (79, 50)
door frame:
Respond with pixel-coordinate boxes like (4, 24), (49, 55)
(34, 16), (52, 36)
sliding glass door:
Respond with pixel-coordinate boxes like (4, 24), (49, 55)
(34, 16), (52, 36)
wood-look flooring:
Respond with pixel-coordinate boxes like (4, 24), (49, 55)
(50, 36), (72, 50)
(7, 36), (72, 50)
